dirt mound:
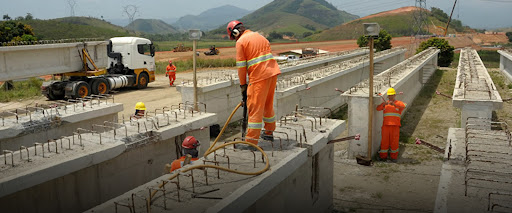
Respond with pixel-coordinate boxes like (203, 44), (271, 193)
(358, 6), (418, 21)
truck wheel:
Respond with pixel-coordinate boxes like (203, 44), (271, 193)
(137, 73), (149, 89)
(72, 81), (91, 99)
(91, 78), (110, 95)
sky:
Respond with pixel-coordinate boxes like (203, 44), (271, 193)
(0, 0), (511, 29)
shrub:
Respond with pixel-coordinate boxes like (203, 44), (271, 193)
(356, 29), (392, 52)
(417, 38), (454, 67)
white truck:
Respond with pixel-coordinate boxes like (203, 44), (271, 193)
(41, 37), (156, 100)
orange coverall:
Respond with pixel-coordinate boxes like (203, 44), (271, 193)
(376, 100), (406, 160)
(170, 156), (199, 172)
(166, 64), (176, 86)
(236, 30), (281, 145)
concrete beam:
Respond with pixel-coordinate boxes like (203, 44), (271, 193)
(341, 47), (440, 158)
(0, 41), (108, 81)
(453, 48), (502, 128)
(498, 49), (512, 82)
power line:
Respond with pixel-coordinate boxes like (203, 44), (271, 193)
(123, 4), (139, 29)
(412, 0), (430, 36)
(67, 0), (77, 17)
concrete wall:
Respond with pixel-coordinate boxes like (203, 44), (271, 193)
(0, 103), (123, 151)
(498, 50), (512, 82)
(0, 41), (108, 81)
(0, 112), (215, 213)
(245, 144), (333, 213)
(344, 48), (440, 157)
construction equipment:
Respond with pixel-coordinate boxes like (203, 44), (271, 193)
(173, 43), (192, 52)
(301, 48), (318, 58)
(41, 37), (156, 100)
(204, 45), (220, 56)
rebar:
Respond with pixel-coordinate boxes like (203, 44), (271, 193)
(3, 150), (14, 166)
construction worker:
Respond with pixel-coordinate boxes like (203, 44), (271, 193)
(130, 102), (146, 120)
(227, 20), (281, 145)
(168, 136), (200, 172)
(166, 60), (177, 86)
(376, 88), (406, 162)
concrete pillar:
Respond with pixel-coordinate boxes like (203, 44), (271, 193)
(347, 96), (382, 158)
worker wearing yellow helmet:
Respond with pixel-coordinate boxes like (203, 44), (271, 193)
(376, 88), (406, 162)
(131, 102), (146, 120)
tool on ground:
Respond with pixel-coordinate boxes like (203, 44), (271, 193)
(327, 134), (361, 144)
(334, 88), (344, 93)
(435, 90), (453, 99)
(415, 138), (445, 153)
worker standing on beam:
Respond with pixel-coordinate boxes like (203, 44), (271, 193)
(376, 88), (406, 162)
(166, 60), (177, 87)
(227, 20), (281, 145)
(168, 136), (200, 172)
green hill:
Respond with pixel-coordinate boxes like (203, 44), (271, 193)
(126, 19), (179, 34)
(174, 5), (250, 31)
(211, 0), (358, 37)
(20, 17), (130, 40)
(309, 6), (470, 41)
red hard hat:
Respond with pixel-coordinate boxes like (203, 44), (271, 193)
(182, 136), (200, 149)
(169, 60), (172, 64)
(227, 20), (243, 40)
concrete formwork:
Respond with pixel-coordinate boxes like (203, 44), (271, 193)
(0, 99), (122, 151)
(434, 118), (512, 212)
(341, 47), (440, 158)
(177, 48), (406, 125)
(498, 49), (512, 82)
(0, 41), (108, 82)
(453, 48), (502, 128)
(87, 116), (346, 213)
(0, 107), (216, 213)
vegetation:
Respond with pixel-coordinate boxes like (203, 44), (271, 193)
(356, 29), (392, 52)
(477, 50), (500, 68)
(430, 7), (466, 32)
(152, 40), (234, 51)
(125, 19), (179, 34)
(417, 38), (454, 67)
(506, 32), (512, 42)
(155, 58), (236, 74)
(0, 78), (42, 102)
(0, 20), (37, 42)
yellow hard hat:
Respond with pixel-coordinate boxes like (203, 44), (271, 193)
(387, 88), (396, 96)
(135, 102), (146, 110)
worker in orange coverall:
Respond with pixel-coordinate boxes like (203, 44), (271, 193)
(376, 88), (406, 162)
(227, 20), (281, 145)
(166, 60), (176, 86)
(168, 136), (200, 172)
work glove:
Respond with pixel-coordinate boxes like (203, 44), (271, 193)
(240, 84), (248, 104)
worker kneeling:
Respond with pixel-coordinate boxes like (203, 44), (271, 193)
(376, 88), (406, 162)
(227, 20), (281, 146)
(168, 136), (200, 172)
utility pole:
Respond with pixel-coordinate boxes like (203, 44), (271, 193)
(189, 30), (202, 111)
(412, 0), (429, 36)
(123, 5), (138, 31)
(67, 0), (77, 17)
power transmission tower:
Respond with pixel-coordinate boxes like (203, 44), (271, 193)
(67, 0), (77, 17)
(411, 0), (429, 36)
(123, 5), (139, 30)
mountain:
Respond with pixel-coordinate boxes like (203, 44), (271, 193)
(309, 6), (471, 41)
(236, 0), (358, 36)
(126, 19), (179, 34)
(20, 17), (130, 40)
(173, 5), (250, 31)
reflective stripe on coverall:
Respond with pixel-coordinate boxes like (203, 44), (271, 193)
(236, 30), (281, 144)
(170, 156), (199, 172)
(376, 100), (407, 159)
(166, 64), (176, 86)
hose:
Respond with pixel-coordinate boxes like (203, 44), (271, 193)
(147, 102), (270, 205)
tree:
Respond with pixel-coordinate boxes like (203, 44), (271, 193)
(356, 29), (392, 52)
(3, 14), (11, 20)
(268, 31), (283, 40)
(303, 32), (313, 38)
(25, 13), (34, 20)
(417, 37), (454, 67)
(0, 21), (37, 43)
(506, 32), (512, 42)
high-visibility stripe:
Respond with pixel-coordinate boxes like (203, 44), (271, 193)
(379, 149), (388, 153)
(236, 61), (247, 68)
(390, 149), (399, 153)
(247, 53), (274, 68)
(248, 122), (262, 129)
(404, 103), (407, 107)
(383, 113), (401, 117)
(263, 116), (276, 123)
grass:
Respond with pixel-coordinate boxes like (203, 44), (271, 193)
(155, 58), (236, 74)
(0, 78), (43, 102)
(477, 50), (501, 68)
(153, 40), (234, 52)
